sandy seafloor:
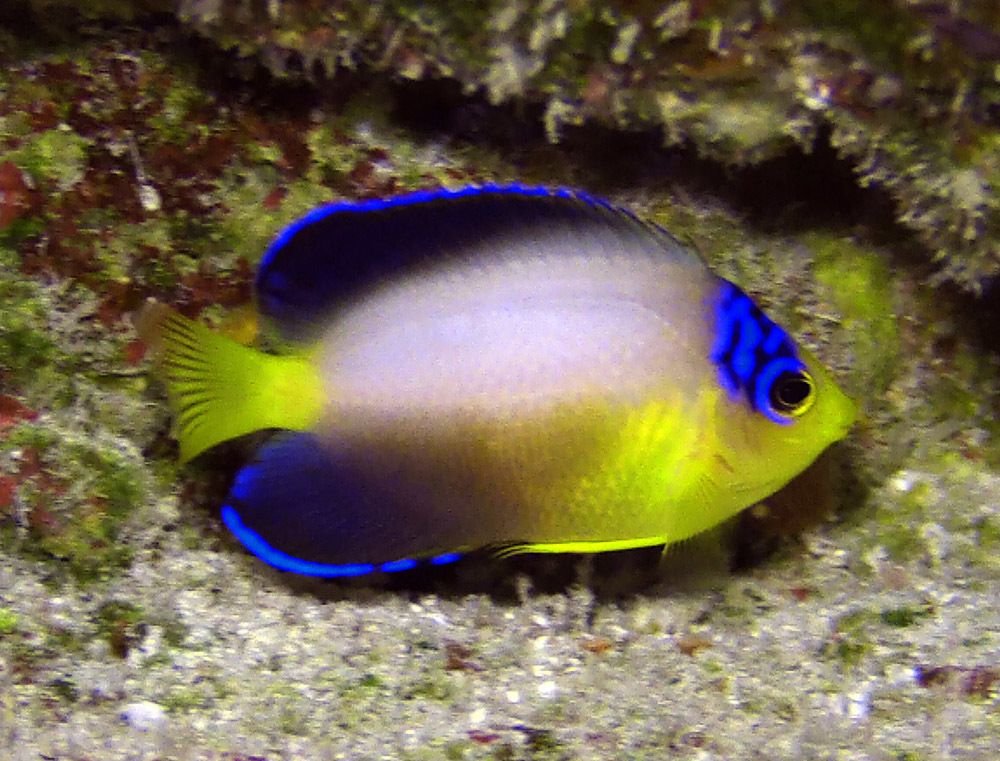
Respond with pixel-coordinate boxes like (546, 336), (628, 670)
(2, 453), (999, 760)
(0, 14), (998, 761)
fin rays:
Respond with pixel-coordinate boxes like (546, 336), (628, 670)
(493, 535), (669, 559)
(137, 300), (325, 462)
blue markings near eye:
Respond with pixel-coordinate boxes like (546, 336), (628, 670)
(710, 280), (805, 422)
(733, 315), (762, 382)
(763, 324), (784, 356)
(222, 504), (436, 578)
(717, 367), (739, 397)
(710, 283), (739, 363)
(753, 357), (804, 425)
(732, 348), (754, 383)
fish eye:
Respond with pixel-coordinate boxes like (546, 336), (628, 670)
(769, 370), (814, 417)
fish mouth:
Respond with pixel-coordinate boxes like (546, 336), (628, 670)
(838, 397), (860, 438)
(825, 382), (859, 440)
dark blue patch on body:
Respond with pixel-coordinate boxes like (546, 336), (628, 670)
(255, 184), (674, 341)
(222, 432), (464, 578)
(710, 281), (806, 424)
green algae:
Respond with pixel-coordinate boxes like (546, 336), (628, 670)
(877, 520), (926, 565)
(147, 67), (211, 144)
(160, 614), (188, 648)
(0, 607), (18, 635)
(792, 0), (921, 70)
(304, 121), (367, 183)
(6, 127), (90, 192)
(809, 233), (899, 397)
(0, 261), (57, 387)
(214, 171), (332, 268)
(97, 218), (176, 285)
(277, 703), (310, 735)
(95, 599), (144, 657)
(1, 421), (146, 584)
(47, 675), (80, 703)
(880, 604), (933, 629)
(824, 609), (875, 671)
(400, 674), (456, 701)
(162, 686), (212, 713)
(977, 515), (1000, 553)
(25, 0), (170, 22)
(683, 93), (791, 165)
(43, 622), (85, 654)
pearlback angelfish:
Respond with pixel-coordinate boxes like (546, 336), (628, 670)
(138, 185), (856, 577)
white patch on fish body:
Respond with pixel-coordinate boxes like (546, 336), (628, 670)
(316, 228), (719, 422)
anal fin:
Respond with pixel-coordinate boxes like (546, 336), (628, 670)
(222, 432), (465, 577)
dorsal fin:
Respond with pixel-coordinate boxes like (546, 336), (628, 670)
(255, 184), (690, 341)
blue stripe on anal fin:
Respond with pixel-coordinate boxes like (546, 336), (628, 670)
(221, 432), (465, 577)
(222, 506), (461, 577)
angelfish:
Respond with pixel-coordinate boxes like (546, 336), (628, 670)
(138, 185), (856, 577)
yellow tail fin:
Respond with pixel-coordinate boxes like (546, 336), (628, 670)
(135, 301), (325, 463)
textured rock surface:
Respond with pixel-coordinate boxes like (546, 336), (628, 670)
(186, 0), (997, 291)
(5, 1), (1000, 290)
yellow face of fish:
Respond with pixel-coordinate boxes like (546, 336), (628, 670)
(652, 281), (858, 542)
(693, 345), (856, 534)
(742, 346), (856, 462)
(139, 184), (856, 578)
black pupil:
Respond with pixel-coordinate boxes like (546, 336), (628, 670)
(772, 371), (812, 412)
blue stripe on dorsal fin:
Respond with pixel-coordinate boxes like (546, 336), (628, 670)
(254, 184), (678, 341)
(221, 431), (468, 577)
